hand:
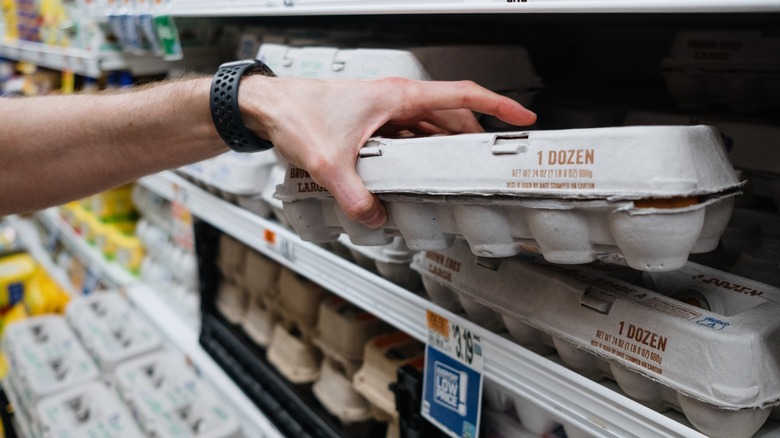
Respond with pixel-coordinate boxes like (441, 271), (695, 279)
(239, 76), (537, 228)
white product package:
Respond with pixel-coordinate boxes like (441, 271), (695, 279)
(36, 381), (145, 438)
(278, 125), (742, 272)
(114, 351), (242, 438)
(65, 291), (163, 372)
(3, 316), (101, 421)
(412, 239), (780, 438)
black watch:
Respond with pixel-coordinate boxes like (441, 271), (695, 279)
(210, 59), (276, 153)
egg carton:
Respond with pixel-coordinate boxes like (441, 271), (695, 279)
(217, 234), (247, 285)
(3, 316), (101, 419)
(65, 292), (163, 373)
(352, 331), (425, 429)
(275, 267), (330, 341)
(312, 357), (373, 425)
(267, 323), (323, 384)
(216, 279), (248, 325)
(482, 380), (587, 438)
(660, 31), (780, 112)
(35, 381), (144, 438)
(337, 235), (422, 291)
(114, 351), (243, 438)
(241, 294), (279, 348)
(623, 109), (780, 177)
(312, 296), (392, 373)
(258, 44), (542, 94)
(261, 164), (293, 228)
(278, 126), (742, 272)
(243, 249), (281, 299)
(412, 239), (780, 438)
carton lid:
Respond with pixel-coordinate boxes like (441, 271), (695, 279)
(662, 31), (780, 69)
(277, 126), (741, 201)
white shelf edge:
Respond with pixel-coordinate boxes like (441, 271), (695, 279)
(139, 170), (707, 438)
(125, 283), (284, 438)
(168, 0), (780, 16)
(0, 39), (198, 77)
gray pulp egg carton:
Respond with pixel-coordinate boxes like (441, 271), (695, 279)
(411, 239), (780, 438)
(660, 31), (780, 112)
(337, 235), (422, 291)
(277, 125), (743, 272)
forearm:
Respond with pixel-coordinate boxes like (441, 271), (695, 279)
(0, 77), (226, 214)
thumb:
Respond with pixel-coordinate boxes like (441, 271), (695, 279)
(313, 163), (387, 229)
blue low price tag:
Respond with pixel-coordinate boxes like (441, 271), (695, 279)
(422, 310), (484, 438)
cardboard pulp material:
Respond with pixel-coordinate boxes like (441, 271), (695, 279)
(217, 234), (246, 285)
(352, 332), (425, 426)
(338, 235), (423, 291)
(65, 292), (163, 372)
(623, 109), (780, 177)
(276, 267), (330, 341)
(313, 296), (393, 370)
(267, 323), (322, 384)
(420, 274), (463, 313)
(277, 126), (742, 272)
(660, 31), (780, 112)
(36, 381), (144, 438)
(261, 164), (292, 228)
(114, 351), (242, 438)
(312, 357), (373, 424)
(216, 279), (248, 324)
(241, 294), (278, 347)
(244, 249), (281, 299)
(413, 239), (780, 438)
(259, 44), (542, 92)
(3, 316), (101, 416)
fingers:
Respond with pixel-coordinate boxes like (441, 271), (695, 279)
(392, 78), (537, 127)
(424, 109), (485, 134)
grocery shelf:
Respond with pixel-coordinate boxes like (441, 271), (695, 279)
(7, 215), (284, 438)
(169, 0), (780, 16)
(0, 39), (210, 77)
(139, 170), (707, 438)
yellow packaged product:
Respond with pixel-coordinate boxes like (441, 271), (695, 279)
(25, 268), (70, 315)
(59, 201), (81, 226)
(0, 253), (36, 309)
(92, 184), (136, 221)
(82, 211), (105, 245)
(96, 219), (136, 259)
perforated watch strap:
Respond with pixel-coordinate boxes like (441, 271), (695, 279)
(210, 59), (276, 153)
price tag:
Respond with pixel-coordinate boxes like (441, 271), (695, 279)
(422, 310), (484, 438)
(263, 229), (294, 260)
(171, 184), (194, 252)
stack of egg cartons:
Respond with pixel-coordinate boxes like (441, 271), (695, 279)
(352, 331), (425, 438)
(412, 238), (780, 438)
(2, 315), (102, 436)
(267, 268), (330, 384)
(310, 296), (392, 425)
(113, 351), (243, 438)
(275, 119), (780, 436)
(661, 30), (780, 113)
(215, 234), (250, 324)
(133, 184), (201, 324)
(65, 292), (163, 373)
(240, 249), (282, 347)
